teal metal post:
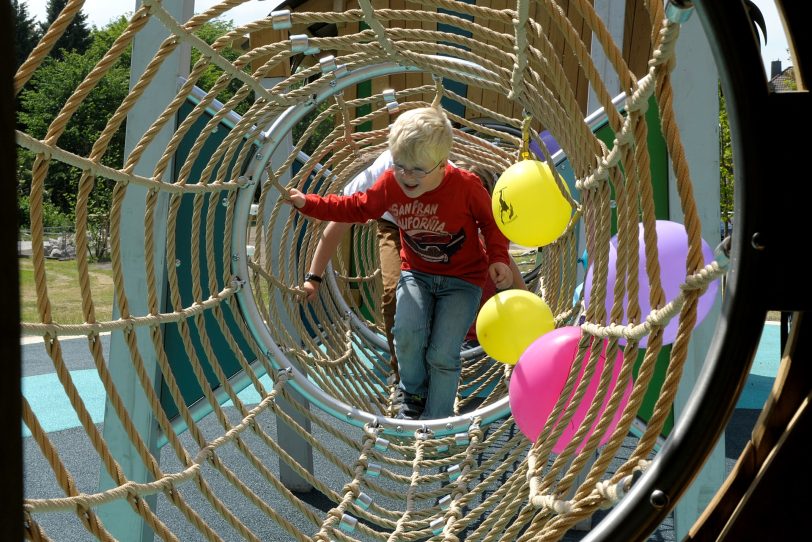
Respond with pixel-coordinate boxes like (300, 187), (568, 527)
(98, 2), (193, 541)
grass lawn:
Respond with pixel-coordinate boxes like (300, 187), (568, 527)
(17, 254), (780, 328)
(18, 257), (115, 327)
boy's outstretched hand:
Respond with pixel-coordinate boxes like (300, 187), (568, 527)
(287, 188), (306, 209)
(489, 262), (512, 290)
(301, 280), (319, 302)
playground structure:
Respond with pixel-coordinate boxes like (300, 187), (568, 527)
(8, 1), (810, 541)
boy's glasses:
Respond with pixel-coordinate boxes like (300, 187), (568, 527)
(392, 159), (444, 180)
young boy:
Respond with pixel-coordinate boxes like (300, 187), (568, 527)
(288, 106), (511, 420)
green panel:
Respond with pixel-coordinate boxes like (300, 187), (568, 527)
(555, 94), (673, 436)
(355, 79), (373, 133)
(355, 21), (373, 132)
(633, 348), (675, 435)
(160, 99), (255, 420)
(592, 94), (670, 235)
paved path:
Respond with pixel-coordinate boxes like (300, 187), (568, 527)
(20, 322), (783, 541)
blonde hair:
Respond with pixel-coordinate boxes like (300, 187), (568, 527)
(388, 107), (453, 167)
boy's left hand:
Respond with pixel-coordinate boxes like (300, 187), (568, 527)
(287, 188), (306, 209)
(489, 262), (512, 290)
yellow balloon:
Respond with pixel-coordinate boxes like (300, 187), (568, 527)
(475, 290), (555, 365)
(491, 160), (572, 247)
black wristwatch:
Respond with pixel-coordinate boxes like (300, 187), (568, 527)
(304, 272), (323, 284)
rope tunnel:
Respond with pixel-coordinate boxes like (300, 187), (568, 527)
(15, 1), (746, 540)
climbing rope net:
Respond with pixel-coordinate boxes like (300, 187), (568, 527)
(18, 0), (727, 540)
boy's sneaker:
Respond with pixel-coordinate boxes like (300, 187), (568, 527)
(393, 389), (425, 420)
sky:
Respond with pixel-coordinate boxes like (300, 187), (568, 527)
(749, 0), (792, 74)
(25, 0), (792, 75)
(24, 0), (279, 29)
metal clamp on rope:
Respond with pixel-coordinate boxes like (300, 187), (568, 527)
(271, 10), (292, 30)
(230, 276), (246, 292)
(333, 63), (348, 80)
(236, 175), (253, 188)
(430, 517), (445, 536)
(339, 514), (357, 533)
(276, 367), (293, 383)
(665, 0), (694, 23)
(354, 492), (373, 511)
(365, 462), (381, 477)
(383, 88), (399, 114)
(374, 437), (390, 452)
(290, 34), (310, 53)
(714, 235), (732, 269)
(319, 55), (338, 75)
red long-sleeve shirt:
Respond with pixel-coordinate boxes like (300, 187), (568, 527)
(300, 165), (510, 287)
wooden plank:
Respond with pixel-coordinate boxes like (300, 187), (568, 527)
(465, 0), (485, 120)
(624, 0), (653, 78)
(543, 0), (565, 77)
(490, 0), (514, 122)
(420, 0), (437, 104)
(402, 1), (424, 94)
(387, 0), (407, 92)
(298, 0), (335, 14)
(522, 0), (546, 127)
(564, 0), (590, 116)
(249, 27), (291, 77)
(337, 10), (360, 117)
(468, 0), (505, 120)
(404, 0), (424, 97)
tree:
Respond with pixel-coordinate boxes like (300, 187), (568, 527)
(16, 16), (243, 259)
(715, 1), (768, 242)
(18, 16), (130, 258)
(12, 0), (41, 69)
(718, 85), (733, 240)
(39, 0), (90, 58)
(192, 18), (252, 116)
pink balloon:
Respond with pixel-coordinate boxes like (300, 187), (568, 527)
(583, 220), (719, 347)
(509, 326), (632, 453)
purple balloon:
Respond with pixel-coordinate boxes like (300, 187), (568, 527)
(530, 130), (561, 160)
(583, 220), (719, 347)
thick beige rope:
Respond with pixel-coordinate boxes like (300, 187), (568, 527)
(18, 1), (722, 540)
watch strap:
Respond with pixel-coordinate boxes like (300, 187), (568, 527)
(304, 272), (323, 283)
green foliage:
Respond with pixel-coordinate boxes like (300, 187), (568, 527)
(17, 47), (128, 216)
(40, 0), (91, 57)
(292, 97), (335, 158)
(191, 19), (253, 116)
(18, 195), (73, 229)
(719, 85), (734, 239)
(16, 16), (249, 260)
(87, 15), (132, 66)
(13, 0), (41, 69)
(17, 15), (128, 260)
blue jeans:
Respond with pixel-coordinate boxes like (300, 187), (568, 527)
(394, 270), (482, 419)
